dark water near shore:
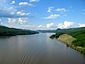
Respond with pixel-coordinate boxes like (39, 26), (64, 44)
(0, 33), (85, 64)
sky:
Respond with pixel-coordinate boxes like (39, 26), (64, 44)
(0, 0), (85, 30)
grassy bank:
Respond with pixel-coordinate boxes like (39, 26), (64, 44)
(50, 27), (85, 54)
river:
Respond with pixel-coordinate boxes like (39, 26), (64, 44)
(0, 33), (85, 64)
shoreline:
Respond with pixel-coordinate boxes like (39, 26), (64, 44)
(57, 39), (85, 55)
(50, 35), (85, 55)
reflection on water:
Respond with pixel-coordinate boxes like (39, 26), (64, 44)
(0, 33), (85, 64)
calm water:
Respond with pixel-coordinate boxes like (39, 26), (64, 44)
(0, 33), (85, 64)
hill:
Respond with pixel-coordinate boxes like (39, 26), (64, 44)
(50, 27), (85, 54)
(0, 25), (39, 36)
(37, 30), (57, 33)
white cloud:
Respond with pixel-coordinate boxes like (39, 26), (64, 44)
(45, 14), (60, 19)
(38, 23), (56, 30)
(17, 11), (25, 16)
(0, 0), (32, 18)
(0, 6), (17, 15)
(18, 18), (28, 24)
(46, 23), (54, 28)
(7, 7), (17, 15)
(0, 19), (1, 21)
(0, 6), (31, 17)
(19, 2), (33, 6)
(16, 10), (31, 16)
(79, 24), (85, 27)
(57, 21), (75, 29)
(56, 8), (66, 12)
(47, 7), (67, 13)
(8, 21), (85, 30)
(0, 19), (3, 25)
(29, 0), (40, 2)
(21, 21), (85, 30)
(47, 7), (54, 13)
(38, 25), (43, 28)
(20, 25), (40, 30)
(0, 6), (30, 18)
(0, 22), (3, 25)
(20, 22), (56, 30)
(10, 1), (15, 4)
(7, 18), (28, 27)
(8, 18), (16, 25)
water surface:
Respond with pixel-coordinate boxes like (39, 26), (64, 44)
(0, 33), (85, 64)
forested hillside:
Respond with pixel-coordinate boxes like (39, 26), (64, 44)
(50, 27), (85, 54)
(0, 25), (38, 36)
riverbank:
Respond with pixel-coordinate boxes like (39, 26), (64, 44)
(58, 39), (85, 54)
(50, 27), (85, 55)
(51, 35), (85, 54)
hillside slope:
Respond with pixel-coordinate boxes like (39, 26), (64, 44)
(0, 25), (38, 36)
(50, 27), (85, 54)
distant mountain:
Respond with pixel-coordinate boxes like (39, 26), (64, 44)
(0, 25), (39, 36)
(37, 30), (57, 33)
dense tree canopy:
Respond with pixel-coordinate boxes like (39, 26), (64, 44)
(0, 25), (38, 36)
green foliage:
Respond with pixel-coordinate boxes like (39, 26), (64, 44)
(72, 40), (85, 47)
(50, 27), (85, 54)
(50, 27), (85, 47)
(70, 28), (85, 47)
(0, 25), (38, 36)
(50, 34), (56, 39)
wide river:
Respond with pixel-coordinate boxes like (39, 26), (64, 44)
(0, 33), (85, 64)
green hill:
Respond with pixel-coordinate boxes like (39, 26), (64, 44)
(0, 25), (39, 36)
(50, 27), (85, 54)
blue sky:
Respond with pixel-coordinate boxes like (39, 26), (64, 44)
(0, 0), (85, 30)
